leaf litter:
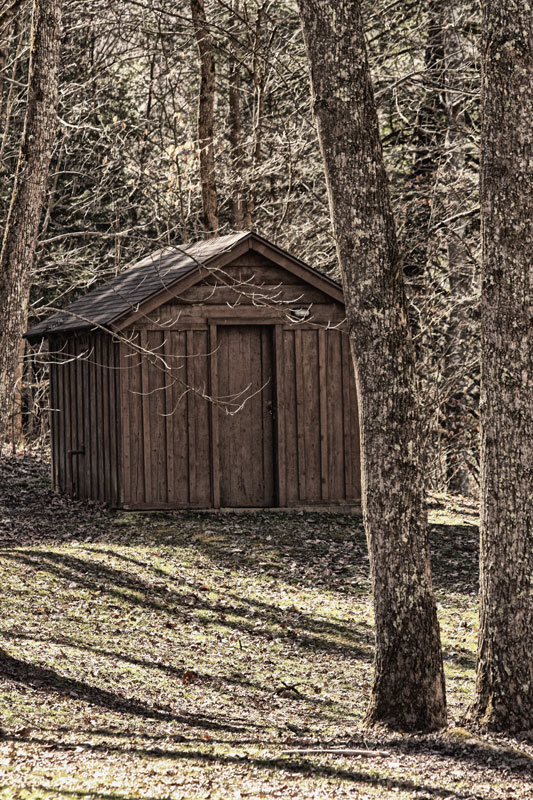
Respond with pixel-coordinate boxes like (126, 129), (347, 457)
(0, 450), (531, 799)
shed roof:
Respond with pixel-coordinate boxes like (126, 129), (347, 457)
(25, 231), (342, 339)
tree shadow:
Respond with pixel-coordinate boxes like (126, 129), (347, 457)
(383, 734), (533, 776)
(142, 511), (479, 598)
(85, 542), (374, 637)
(428, 523), (479, 595)
(2, 732), (477, 799)
(442, 646), (475, 670)
(0, 628), (316, 710)
(0, 649), (246, 733)
(1, 548), (373, 661)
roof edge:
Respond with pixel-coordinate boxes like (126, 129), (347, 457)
(25, 231), (343, 338)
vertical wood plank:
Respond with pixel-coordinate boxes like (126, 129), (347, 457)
(283, 329), (298, 505)
(173, 331), (189, 505)
(120, 341), (131, 506)
(326, 330), (344, 501)
(115, 340), (123, 506)
(65, 342), (73, 495)
(185, 329), (212, 506)
(75, 338), (85, 499)
(261, 326), (275, 505)
(140, 330), (151, 505)
(49, 352), (58, 491)
(108, 338), (119, 506)
(163, 333), (175, 505)
(101, 337), (110, 503)
(302, 330), (321, 502)
(186, 330), (212, 508)
(209, 323), (220, 508)
(294, 328), (306, 502)
(83, 340), (92, 499)
(318, 329), (329, 502)
(89, 336), (97, 500)
(195, 330), (212, 505)
(341, 331), (354, 500)
(347, 335), (361, 500)
(129, 333), (144, 506)
(274, 325), (286, 507)
(56, 349), (65, 491)
(186, 329), (196, 505)
(62, 343), (71, 494)
(92, 336), (99, 501)
(89, 336), (99, 499)
(152, 330), (167, 504)
(96, 336), (105, 502)
(71, 339), (80, 497)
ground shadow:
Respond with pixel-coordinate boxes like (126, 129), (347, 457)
(0, 649), (246, 732)
(1, 548), (373, 661)
(2, 732), (477, 799)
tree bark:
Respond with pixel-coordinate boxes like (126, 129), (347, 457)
(227, 0), (246, 230)
(0, 0), (62, 442)
(297, 0), (446, 731)
(470, 0), (533, 732)
(440, 2), (475, 496)
(190, 0), (219, 236)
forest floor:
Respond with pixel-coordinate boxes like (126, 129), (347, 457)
(0, 450), (532, 800)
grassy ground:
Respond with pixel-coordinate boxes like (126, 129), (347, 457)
(0, 451), (531, 799)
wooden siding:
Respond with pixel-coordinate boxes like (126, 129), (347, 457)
(120, 328), (213, 508)
(49, 249), (360, 510)
(217, 325), (275, 507)
(118, 320), (360, 509)
(50, 333), (121, 505)
(128, 254), (344, 331)
(277, 327), (360, 505)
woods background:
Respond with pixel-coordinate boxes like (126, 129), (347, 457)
(1, 0), (480, 495)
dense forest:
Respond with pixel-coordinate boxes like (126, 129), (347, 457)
(1, 0), (480, 492)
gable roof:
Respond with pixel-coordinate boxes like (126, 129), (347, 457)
(25, 231), (343, 339)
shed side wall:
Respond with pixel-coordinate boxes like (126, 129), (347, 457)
(50, 333), (121, 505)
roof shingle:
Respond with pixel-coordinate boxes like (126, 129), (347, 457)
(26, 232), (249, 338)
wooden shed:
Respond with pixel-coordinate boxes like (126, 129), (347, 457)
(26, 232), (361, 510)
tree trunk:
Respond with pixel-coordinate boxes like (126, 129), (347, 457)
(190, 0), (219, 236)
(0, 0), (62, 442)
(227, 0), (246, 230)
(470, 0), (533, 733)
(297, 0), (446, 731)
(441, 7), (474, 496)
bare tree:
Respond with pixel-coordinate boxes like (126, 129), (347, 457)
(190, 0), (219, 235)
(297, 0), (446, 731)
(470, 0), (533, 733)
(0, 0), (62, 441)
(227, 0), (247, 230)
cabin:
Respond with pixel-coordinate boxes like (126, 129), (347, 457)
(26, 232), (361, 510)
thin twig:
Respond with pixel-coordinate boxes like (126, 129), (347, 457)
(282, 748), (390, 757)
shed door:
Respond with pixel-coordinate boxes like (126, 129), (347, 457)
(217, 325), (275, 507)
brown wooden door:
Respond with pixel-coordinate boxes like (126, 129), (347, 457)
(217, 325), (275, 507)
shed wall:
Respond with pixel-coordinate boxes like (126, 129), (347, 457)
(50, 333), (121, 505)
(118, 304), (360, 508)
(49, 249), (361, 510)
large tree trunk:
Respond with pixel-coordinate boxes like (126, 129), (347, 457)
(0, 0), (62, 442)
(470, 0), (533, 732)
(297, 0), (446, 731)
(190, 0), (219, 236)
